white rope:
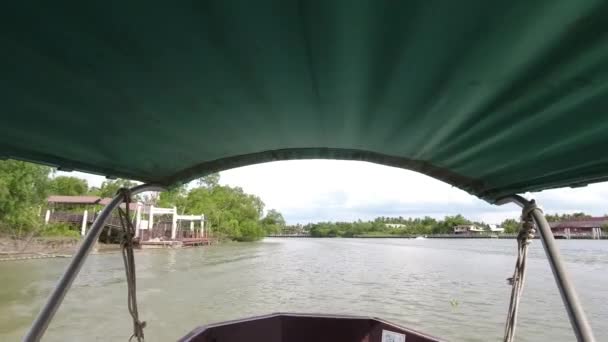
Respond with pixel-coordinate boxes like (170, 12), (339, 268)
(503, 202), (538, 342)
(117, 189), (146, 342)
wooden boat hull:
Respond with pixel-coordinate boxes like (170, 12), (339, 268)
(179, 313), (444, 342)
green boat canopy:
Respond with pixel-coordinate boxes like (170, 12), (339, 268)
(2, 0), (608, 203)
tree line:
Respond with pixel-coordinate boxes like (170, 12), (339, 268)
(154, 174), (286, 241)
(290, 212), (607, 238)
(293, 215), (478, 237)
(2, 159), (605, 242)
(0, 160), (285, 242)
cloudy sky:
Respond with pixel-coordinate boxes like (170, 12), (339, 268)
(59, 160), (608, 225)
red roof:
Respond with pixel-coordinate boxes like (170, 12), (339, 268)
(550, 217), (608, 229)
(47, 195), (102, 205)
(47, 195), (141, 210)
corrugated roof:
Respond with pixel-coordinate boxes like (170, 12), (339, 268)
(549, 217), (608, 229)
(47, 196), (102, 205)
(47, 196), (141, 210)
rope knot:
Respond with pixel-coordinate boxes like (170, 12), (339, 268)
(116, 188), (145, 342)
(129, 320), (146, 342)
(117, 187), (132, 202)
(517, 220), (536, 245)
(518, 200), (539, 245)
(504, 198), (540, 342)
(521, 200), (542, 219)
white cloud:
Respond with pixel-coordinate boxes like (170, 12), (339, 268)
(58, 160), (608, 224)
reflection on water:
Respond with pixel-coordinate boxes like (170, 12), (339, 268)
(0, 239), (607, 341)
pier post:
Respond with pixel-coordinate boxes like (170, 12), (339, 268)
(44, 210), (51, 225)
(80, 210), (88, 236)
(149, 205), (155, 230)
(135, 204), (142, 238)
(171, 207), (178, 240)
(201, 215), (205, 238)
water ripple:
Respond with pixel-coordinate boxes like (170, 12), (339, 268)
(0, 238), (605, 342)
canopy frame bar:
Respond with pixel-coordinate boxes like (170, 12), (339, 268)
(23, 183), (165, 342)
(498, 195), (595, 342)
(23, 188), (596, 342)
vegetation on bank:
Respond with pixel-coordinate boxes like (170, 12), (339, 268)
(0, 160), (286, 242)
(155, 174), (286, 241)
(295, 215), (475, 237)
(40, 223), (81, 238)
(2, 160), (606, 243)
(290, 213), (608, 237)
(0, 160), (50, 241)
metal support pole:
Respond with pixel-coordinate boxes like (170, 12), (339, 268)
(500, 195), (595, 342)
(23, 183), (165, 342)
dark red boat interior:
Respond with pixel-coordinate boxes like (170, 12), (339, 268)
(179, 313), (443, 342)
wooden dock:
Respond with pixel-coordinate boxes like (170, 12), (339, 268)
(138, 237), (216, 249)
(0, 253), (71, 262)
(181, 237), (214, 246)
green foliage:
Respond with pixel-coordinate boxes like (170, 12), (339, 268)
(304, 212), (604, 237)
(154, 173), (272, 241)
(233, 220), (265, 241)
(197, 173), (220, 188)
(92, 179), (138, 198)
(186, 185), (265, 240)
(48, 176), (88, 195)
(501, 218), (520, 234)
(0, 160), (51, 236)
(260, 209), (286, 234)
(41, 222), (80, 237)
(157, 184), (188, 210)
(306, 215), (472, 237)
(4, 159), (605, 242)
(545, 212), (590, 222)
(1, 161), (271, 241)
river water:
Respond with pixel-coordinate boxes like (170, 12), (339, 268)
(1, 238), (607, 341)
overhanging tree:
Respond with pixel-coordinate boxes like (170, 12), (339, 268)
(48, 176), (88, 196)
(261, 209), (286, 234)
(0, 160), (51, 240)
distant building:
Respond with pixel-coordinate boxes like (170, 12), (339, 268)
(282, 226), (305, 235)
(385, 223), (406, 229)
(489, 225), (505, 233)
(549, 217), (606, 239)
(453, 224), (485, 234)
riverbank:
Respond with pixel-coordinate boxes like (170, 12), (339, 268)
(0, 235), (232, 262)
(0, 236), (79, 254)
(0, 237), (123, 262)
(269, 234), (607, 239)
(353, 234), (608, 239)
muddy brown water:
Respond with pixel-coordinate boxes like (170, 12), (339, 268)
(1, 238), (606, 341)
